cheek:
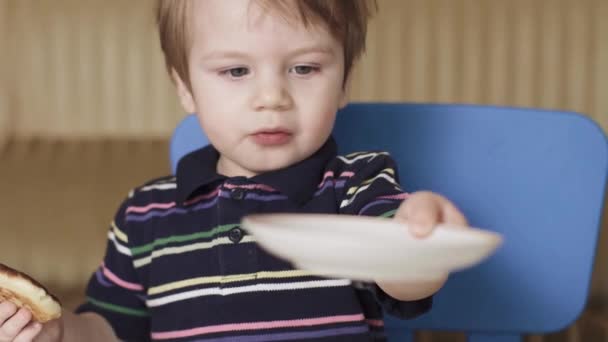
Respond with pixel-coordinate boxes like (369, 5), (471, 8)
(192, 82), (242, 119)
(311, 82), (341, 111)
(192, 89), (234, 134)
(295, 86), (340, 132)
(300, 109), (337, 139)
(191, 79), (223, 106)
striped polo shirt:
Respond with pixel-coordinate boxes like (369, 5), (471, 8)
(77, 137), (432, 341)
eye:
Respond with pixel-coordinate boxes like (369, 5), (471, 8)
(291, 65), (320, 75)
(220, 67), (250, 78)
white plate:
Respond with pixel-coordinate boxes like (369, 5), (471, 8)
(241, 213), (503, 281)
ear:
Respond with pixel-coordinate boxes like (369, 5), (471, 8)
(338, 73), (353, 109)
(172, 69), (196, 114)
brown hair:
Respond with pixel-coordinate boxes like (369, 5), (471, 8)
(156, 0), (377, 90)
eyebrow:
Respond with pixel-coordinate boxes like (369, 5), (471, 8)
(200, 46), (336, 61)
(287, 46), (336, 58)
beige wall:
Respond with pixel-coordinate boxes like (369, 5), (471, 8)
(354, 0), (608, 121)
(7, 0), (179, 138)
(0, 0), (11, 148)
(4, 0), (608, 138)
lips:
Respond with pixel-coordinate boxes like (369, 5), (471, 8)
(250, 129), (293, 146)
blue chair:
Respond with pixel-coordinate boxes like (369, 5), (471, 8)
(170, 103), (608, 342)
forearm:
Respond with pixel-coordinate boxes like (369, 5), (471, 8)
(376, 273), (448, 301)
(36, 311), (118, 342)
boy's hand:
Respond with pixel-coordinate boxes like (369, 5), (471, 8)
(376, 192), (468, 300)
(0, 301), (42, 342)
(395, 191), (468, 238)
(0, 301), (62, 342)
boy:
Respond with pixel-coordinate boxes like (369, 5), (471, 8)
(0, 0), (467, 341)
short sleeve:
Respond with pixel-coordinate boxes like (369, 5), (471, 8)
(338, 152), (432, 319)
(75, 195), (151, 341)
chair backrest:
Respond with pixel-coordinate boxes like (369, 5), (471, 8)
(170, 103), (608, 342)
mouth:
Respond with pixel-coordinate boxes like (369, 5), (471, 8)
(250, 128), (293, 146)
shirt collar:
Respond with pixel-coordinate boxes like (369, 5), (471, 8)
(176, 137), (338, 205)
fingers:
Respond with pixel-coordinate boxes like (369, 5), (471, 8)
(13, 321), (42, 342)
(400, 191), (468, 238)
(0, 302), (18, 326)
(440, 199), (468, 227)
(0, 303), (42, 342)
(402, 191), (442, 237)
(0, 307), (32, 341)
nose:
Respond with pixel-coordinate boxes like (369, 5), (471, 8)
(252, 75), (293, 112)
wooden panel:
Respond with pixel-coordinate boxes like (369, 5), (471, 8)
(9, 0), (182, 138)
(0, 139), (169, 306)
(593, 0), (608, 130)
(5, 0), (608, 138)
(351, 0), (607, 127)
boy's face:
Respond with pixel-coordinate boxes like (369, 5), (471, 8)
(174, 0), (349, 178)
